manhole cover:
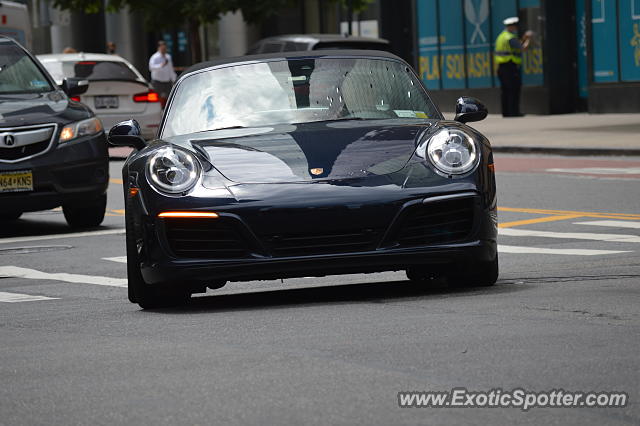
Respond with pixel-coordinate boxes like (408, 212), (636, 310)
(0, 245), (73, 255)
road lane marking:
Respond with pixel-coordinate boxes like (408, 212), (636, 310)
(575, 220), (640, 229)
(103, 256), (127, 264)
(0, 291), (59, 303)
(498, 207), (640, 220)
(499, 214), (584, 229)
(498, 245), (630, 256)
(0, 229), (125, 245)
(0, 266), (127, 287)
(499, 228), (640, 243)
(546, 167), (640, 175)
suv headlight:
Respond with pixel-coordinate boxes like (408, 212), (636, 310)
(147, 146), (200, 194)
(418, 128), (480, 176)
(59, 117), (103, 142)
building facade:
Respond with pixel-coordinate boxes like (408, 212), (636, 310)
(411, 0), (640, 113)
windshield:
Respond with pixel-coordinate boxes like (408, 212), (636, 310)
(41, 60), (141, 83)
(162, 57), (439, 137)
(0, 42), (53, 94)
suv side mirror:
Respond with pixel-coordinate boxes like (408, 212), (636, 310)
(454, 96), (488, 123)
(108, 119), (146, 150)
(61, 78), (89, 97)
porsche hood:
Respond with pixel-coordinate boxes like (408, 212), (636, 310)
(187, 120), (434, 184)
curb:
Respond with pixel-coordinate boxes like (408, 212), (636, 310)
(492, 146), (640, 156)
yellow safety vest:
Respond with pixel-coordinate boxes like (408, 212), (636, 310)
(494, 30), (522, 65)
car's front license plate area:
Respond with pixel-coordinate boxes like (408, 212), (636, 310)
(94, 95), (119, 109)
(0, 170), (33, 193)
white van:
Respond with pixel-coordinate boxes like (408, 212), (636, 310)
(0, 1), (31, 50)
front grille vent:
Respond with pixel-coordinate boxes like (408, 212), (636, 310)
(263, 228), (382, 257)
(390, 197), (475, 247)
(164, 218), (251, 259)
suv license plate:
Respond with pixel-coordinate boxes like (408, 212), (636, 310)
(94, 96), (119, 109)
(0, 170), (33, 193)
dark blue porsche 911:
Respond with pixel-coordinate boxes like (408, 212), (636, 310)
(108, 50), (497, 309)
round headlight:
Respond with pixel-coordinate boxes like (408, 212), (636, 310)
(422, 128), (479, 176)
(147, 147), (200, 194)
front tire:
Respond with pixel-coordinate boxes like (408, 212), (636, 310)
(63, 194), (106, 228)
(125, 209), (189, 309)
(448, 256), (499, 287)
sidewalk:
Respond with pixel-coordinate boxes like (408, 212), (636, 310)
(108, 113), (640, 160)
(468, 113), (640, 155)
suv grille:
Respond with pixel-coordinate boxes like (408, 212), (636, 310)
(163, 218), (252, 259)
(390, 197), (475, 247)
(0, 124), (56, 163)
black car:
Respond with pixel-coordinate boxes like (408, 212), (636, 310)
(247, 34), (391, 54)
(109, 50), (497, 309)
(0, 36), (108, 227)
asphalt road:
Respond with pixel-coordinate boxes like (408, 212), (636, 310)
(1, 155), (639, 425)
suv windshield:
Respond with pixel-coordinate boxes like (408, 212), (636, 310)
(162, 57), (439, 137)
(43, 60), (140, 82)
(0, 41), (53, 94)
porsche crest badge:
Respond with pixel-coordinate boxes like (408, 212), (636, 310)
(310, 168), (323, 176)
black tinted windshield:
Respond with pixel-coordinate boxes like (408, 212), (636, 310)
(163, 57), (439, 137)
(43, 60), (140, 82)
(0, 41), (53, 94)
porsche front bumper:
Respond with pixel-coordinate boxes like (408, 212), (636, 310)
(130, 190), (497, 286)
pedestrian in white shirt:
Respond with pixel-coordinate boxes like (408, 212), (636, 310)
(149, 40), (177, 107)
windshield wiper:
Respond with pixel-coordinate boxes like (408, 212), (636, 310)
(306, 117), (371, 124)
(193, 126), (247, 133)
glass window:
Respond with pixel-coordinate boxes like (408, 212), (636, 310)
(262, 43), (284, 53)
(42, 60), (141, 82)
(0, 41), (53, 94)
(163, 58), (439, 137)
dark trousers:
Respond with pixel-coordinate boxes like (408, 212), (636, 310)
(497, 62), (522, 117)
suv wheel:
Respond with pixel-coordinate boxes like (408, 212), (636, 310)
(63, 194), (106, 228)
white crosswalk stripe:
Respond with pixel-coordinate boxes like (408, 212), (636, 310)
(498, 245), (630, 256)
(574, 220), (640, 229)
(499, 228), (640, 243)
(0, 229), (125, 245)
(0, 291), (59, 303)
(0, 266), (127, 287)
(103, 256), (127, 264)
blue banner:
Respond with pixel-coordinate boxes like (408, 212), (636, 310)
(618, 0), (640, 81)
(416, 0), (441, 89)
(464, 0), (493, 87)
(591, 0), (620, 82)
(439, 1), (466, 89)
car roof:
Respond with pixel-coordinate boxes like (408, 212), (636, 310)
(257, 34), (389, 44)
(0, 36), (19, 44)
(36, 53), (129, 63)
(183, 49), (405, 77)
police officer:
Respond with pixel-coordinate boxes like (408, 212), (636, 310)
(494, 17), (531, 117)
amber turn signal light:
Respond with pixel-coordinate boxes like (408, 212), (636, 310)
(157, 211), (219, 218)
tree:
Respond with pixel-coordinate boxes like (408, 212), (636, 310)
(53, 0), (295, 63)
(53, 0), (373, 63)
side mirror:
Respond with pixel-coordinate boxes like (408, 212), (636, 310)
(454, 96), (488, 124)
(108, 119), (146, 150)
(61, 78), (89, 97)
